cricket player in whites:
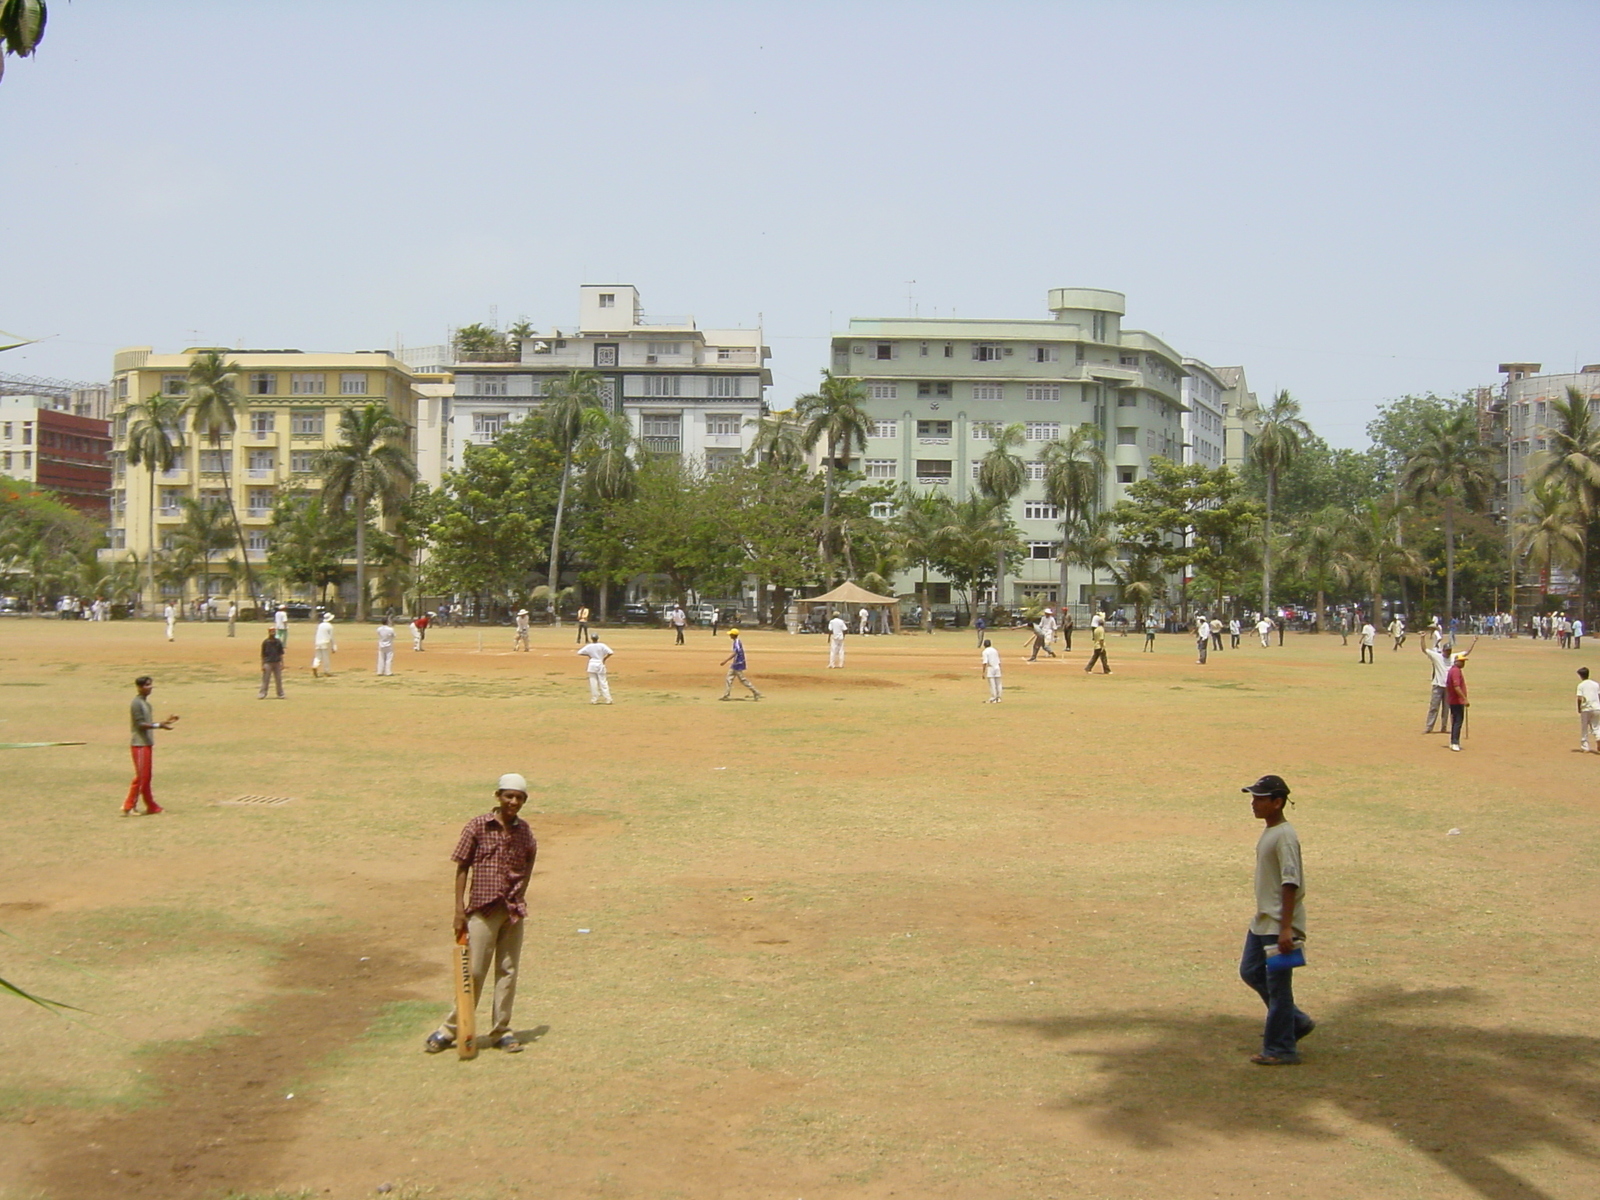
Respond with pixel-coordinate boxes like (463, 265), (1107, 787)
(513, 608), (530, 651)
(426, 773), (537, 1056)
(375, 616), (396, 675)
(312, 612), (337, 678)
(827, 611), (848, 668)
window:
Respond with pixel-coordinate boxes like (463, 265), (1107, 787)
(160, 488), (183, 515)
(1026, 460), (1047, 481)
(1025, 385), (1061, 403)
(970, 421), (1001, 440)
(1023, 502), (1060, 521)
(641, 413), (682, 437)
(868, 383), (898, 400)
(247, 488), (274, 517)
(1025, 422), (1059, 441)
(595, 343), (618, 367)
(917, 420), (952, 438)
(705, 450), (740, 474)
(248, 450), (275, 473)
(479, 377), (508, 397)
(291, 373), (326, 395)
(599, 293), (615, 308)
(1118, 467), (1136, 484)
(200, 450), (231, 473)
(915, 459), (952, 481)
(642, 376), (682, 397)
(21, 423), (32, 445)
(647, 342), (683, 357)
(871, 420), (897, 438)
(162, 373), (185, 396)
(247, 530), (271, 551)
(292, 411), (324, 436)
(864, 459), (897, 479)
(870, 502), (895, 519)
(706, 413), (741, 437)
(972, 384), (1003, 401)
(0, 452), (8, 471)
(474, 412), (508, 438)
(1116, 427), (1137, 445)
(116, 377), (129, 399)
(916, 382), (952, 398)
(943, 342), (954, 358)
(249, 372), (277, 395)
(291, 451), (317, 473)
(1034, 346), (1059, 363)
(919, 342), (930, 357)
(973, 343), (1003, 361)
(707, 376), (743, 398)
(1, 421), (9, 438)
(971, 459), (982, 480)
(340, 373), (367, 395)
(874, 342), (897, 360)
(1117, 392), (1137, 406)
(1119, 354), (1138, 368)
(250, 411), (276, 436)
(1029, 542), (1059, 560)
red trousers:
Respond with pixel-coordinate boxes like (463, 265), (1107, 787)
(123, 745), (160, 813)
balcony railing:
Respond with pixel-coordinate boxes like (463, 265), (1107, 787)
(642, 435), (681, 454)
(246, 468), (274, 480)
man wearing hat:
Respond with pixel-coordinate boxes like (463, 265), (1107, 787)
(576, 632), (614, 703)
(720, 628), (762, 699)
(827, 610), (848, 668)
(375, 615), (396, 676)
(274, 604), (289, 648)
(1445, 651), (1469, 750)
(1027, 609), (1057, 662)
(311, 612), (337, 678)
(513, 608), (530, 652)
(1239, 774), (1313, 1065)
(426, 773), (537, 1055)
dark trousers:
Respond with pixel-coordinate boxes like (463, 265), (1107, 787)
(1084, 648), (1110, 673)
(1240, 932), (1311, 1061)
(674, 625), (685, 645)
(1028, 633), (1055, 660)
(1063, 630), (1072, 651)
(1449, 703), (1465, 745)
(1360, 644), (1374, 663)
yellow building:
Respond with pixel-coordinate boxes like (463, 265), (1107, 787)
(108, 347), (419, 611)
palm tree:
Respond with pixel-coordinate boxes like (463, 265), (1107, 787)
(123, 390), (185, 610)
(1399, 409), (1496, 625)
(1244, 389), (1312, 615)
(935, 494), (1022, 621)
(892, 486), (949, 634)
(1282, 507), (1355, 632)
(172, 498), (234, 614)
(181, 350), (258, 607)
(746, 409), (807, 470)
(1516, 479), (1585, 596)
(1343, 500), (1425, 624)
(1066, 510), (1119, 613)
(976, 423), (1027, 613)
(1042, 423), (1107, 611)
(1109, 541), (1166, 629)
(1530, 385), (1600, 622)
(796, 372), (872, 585)
(540, 369), (605, 623)
(318, 402), (418, 621)
(583, 412), (639, 622)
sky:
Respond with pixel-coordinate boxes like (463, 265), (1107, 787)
(1, 0), (1596, 448)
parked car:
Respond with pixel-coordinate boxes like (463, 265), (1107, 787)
(621, 602), (659, 625)
(692, 603), (718, 625)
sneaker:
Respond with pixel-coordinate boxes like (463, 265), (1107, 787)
(1449, 745), (1461, 752)
(423, 1032), (454, 1054)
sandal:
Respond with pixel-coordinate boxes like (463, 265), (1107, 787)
(423, 1032), (454, 1054)
(493, 1033), (523, 1053)
(1250, 1053), (1300, 1066)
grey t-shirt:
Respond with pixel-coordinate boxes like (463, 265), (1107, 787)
(1251, 821), (1306, 938)
(130, 696), (155, 747)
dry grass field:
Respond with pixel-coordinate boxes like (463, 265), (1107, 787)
(0, 615), (1596, 1200)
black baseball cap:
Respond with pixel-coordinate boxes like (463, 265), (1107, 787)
(1241, 774), (1291, 798)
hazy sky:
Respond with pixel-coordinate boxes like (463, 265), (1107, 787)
(3, 1), (1596, 447)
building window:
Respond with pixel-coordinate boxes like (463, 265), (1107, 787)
(290, 374), (324, 395)
(162, 373), (186, 396)
(1025, 422), (1059, 441)
(641, 413), (682, 437)
(874, 342), (897, 360)
(916, 381), (952, 398)
(943, 342), (954, 358)
(917, 419), (952, 438)
(598, 293), (615, 308)
(706, 413), (741, 437)
(1026, 460), (1047, 481)
(919, 342), (930, 357)
(1118, 467), (1136, 484)
(159, 489), (183, 515)
(868, 383), (898, 400)
(972, 384), (1003, 401)
(864, 459), (897, 479)
(1118, 393), (1138, 407)
(200, 450), (231, 473)
(1119, 354), (1138, 368)
(479, 377), (508, 397)
(1023, 502), (1060, 521)
(1117, 427), (1137, 445)
(291, 451), (317, 473)
(971, 459), (982, 480)
(647, 342), (683, 357)
(247, 488), (274, 517)
(871, 420), (897, 438)
(915, 459), (952, 482)
(1, 451), (10, 471)
(247, 530), (270, 551)
(971, 421), (1000, 440)
(1029, 542), (1058, 559)
(1034, 346), (1059, 363)
(705, 450), (740, 473)
(973, 343), (1004, 362)
(248, 449), (275, 474)
(707, 376), (743, 398)
(250, 411), (276, 436)
(474, 412), (508, 438)
(21, 423), (32, 445)
(1025, 385), (1061, 403)
(292, 411), (324, 436)
(595, 343), (618, 367)
(249, 372), (277, 395)
(870, 502), (895, 519)
(341, 373), (367, 395)
(642, 376), (681, 397)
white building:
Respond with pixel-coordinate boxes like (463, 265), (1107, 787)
(1501, 361), (1600, 515)
(1181, 359), (1227, 469)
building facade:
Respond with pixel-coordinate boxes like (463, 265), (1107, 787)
(107, 348), (419, 606)
(0, 394), (113, 516)
(1181, 360), (1227, 470)
(1211, 365), (1260, 473)
(832, 287), (1190, 610)
(1500, 361), (1600, 516)
(438, 285), (770, 475)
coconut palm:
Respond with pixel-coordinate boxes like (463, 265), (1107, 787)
(1109, 541), (1166, 629)
(1529, 385), (1600, 621)
(318, 402), (418, 621)
(796, 372), (872, 584)
(123, 390), (185, 608)
(1243, 389), (1312, 615)
(1282, 507), (1355, 632)
(1066, 510), (1119, 613)
(181, 350), (258, 606)
(976, 423), (1027, 612)
(1399, 408), (1496, 624)
(540, 369), (606, 623)
(582, 411), (639, 621)
(1042, 423), (1107, 610)
(892, 486), (949, 634)
(1515, 480), (1585, 595)
(172, 498), (234, 614)
(746, 409), (807, 470)
(1342, 500), (1425, 624)
(935, 493), (1021, 621)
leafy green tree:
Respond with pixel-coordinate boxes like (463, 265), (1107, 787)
(266, 493), (354, 606)
(746, 409), (807, 470)
(1399, 408), (1496, 624)
(933, 494), (1021, 620)
(891, 487), (949, 634)
(173, 498), (233, 611)
(796, 372), (872, 584)
(1239, 435), (1385, 519)
(716, 461), (826, 625)
(317, 402), (418, 620)
(1242, 389), (1311, 615)
(1282, 507), (1355, 630)
(572, 412), (639, 619)
(1342, 500), (1425, 624)
(123, 390), (185, 607)
(1365, 393), (1477, 491)
(976, 423), (1027, 609)
(181, 350), (258, 605)
(1068, 510), (1120, 611)
(612, 459), (746, 601)
(540, 370), (605, 621)
(1530, 385), (1600, 621)
(0, 479), (103, 607)
(1041, 423), (1106, 605)
(1109, 541), (1166, 628)
(0, 0), (47, 83)
(1516, 480), (1585, 595)
(453, 322), (506, 356)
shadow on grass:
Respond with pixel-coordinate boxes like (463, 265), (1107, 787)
(986, 986), (1600, 1200)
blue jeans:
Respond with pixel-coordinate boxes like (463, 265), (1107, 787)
(1240, 931), (1311, 1060)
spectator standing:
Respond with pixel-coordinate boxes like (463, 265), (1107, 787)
(258, 630), (286, 699)
(1445, 653), (1469, 750)
(1237, 774), (1313, 1066)
(122, 676), (177, 816)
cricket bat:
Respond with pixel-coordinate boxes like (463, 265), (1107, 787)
(454, 931), (477, 1060)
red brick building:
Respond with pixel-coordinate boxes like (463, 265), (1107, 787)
(0, 398), (112, 519)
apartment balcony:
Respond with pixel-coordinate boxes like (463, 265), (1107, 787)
(158, 506), (182, 518)
(916, 475), (953, 486)
(642, 435), (682, 454)
(246, 509), (272, 519)
(456, 350), (521, 363)
(246, 468), (275, 480)
(917, 438), (951, 446)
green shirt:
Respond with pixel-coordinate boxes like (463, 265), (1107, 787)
(130, 696), (155, 747)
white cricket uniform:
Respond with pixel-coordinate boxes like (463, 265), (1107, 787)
(578, 642), (613, 703)
(858, 608), (870, 635)
(982, 644), (1002, 702)
(828, 616), (848, 667)
(164, 604), (175, 641)
(514, 613), (530, 650)
(1578, 678), (1600, 750)
(312, 619), (337, 673)
(376, 623), (396, 675)
(1257, 619), (1272, 647)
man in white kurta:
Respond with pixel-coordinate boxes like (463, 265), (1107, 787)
(857, 607), (870, 636)
(164, 603), (176, 641)
(577, 634), (613, 703)
(376, 618), (396, 675)
(274, 605), (289, 649)
(980, 639), (1002, 702)
(827, 612), (848, 668)
(312, 614), (337, 678)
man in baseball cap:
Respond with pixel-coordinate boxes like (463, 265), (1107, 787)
(1237, 773), (1313, 1065)
(719, 627), (762, 700)
(426, 772), (537, 1055)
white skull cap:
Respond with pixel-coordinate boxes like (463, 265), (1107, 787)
(497, 773), (528, 793)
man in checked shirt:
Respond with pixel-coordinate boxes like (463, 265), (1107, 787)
(425, 773), (538, 1054)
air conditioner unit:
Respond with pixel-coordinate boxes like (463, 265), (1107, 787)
(647, 355), (657, 363)
(1003, 348), (1014, 356)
